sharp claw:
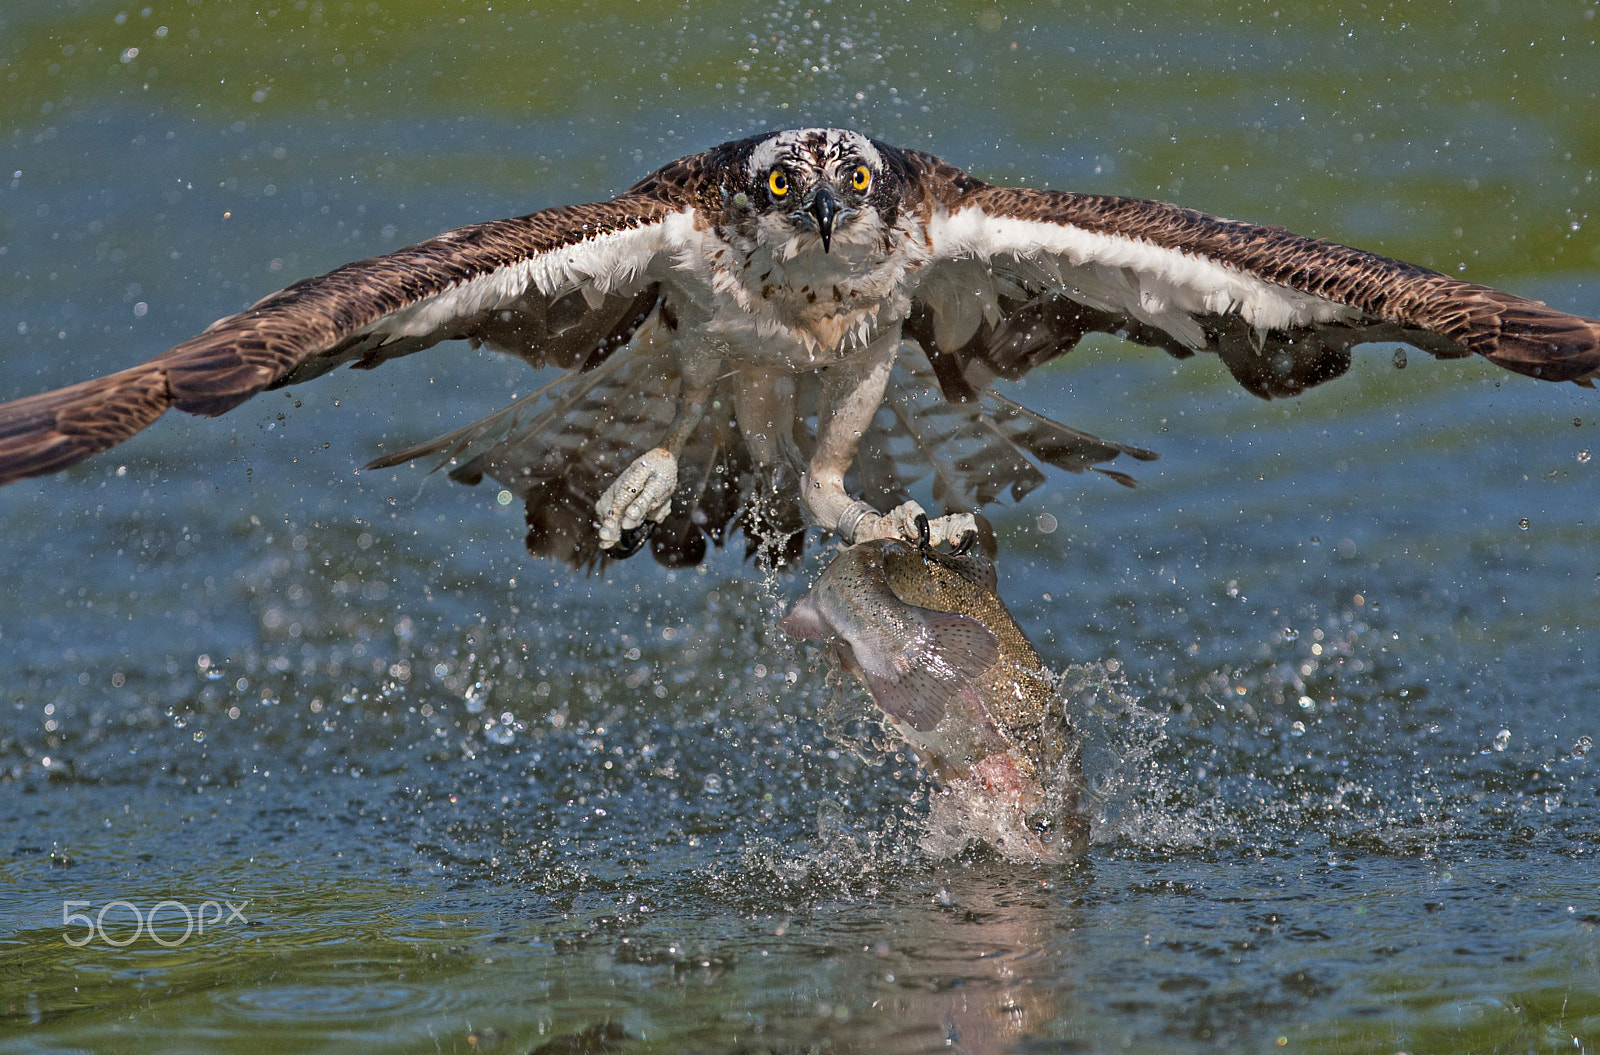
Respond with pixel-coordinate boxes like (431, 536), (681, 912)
(914, 512), (931, 553)
(952, 528), (978, 556)
(611, 521), (656, 558)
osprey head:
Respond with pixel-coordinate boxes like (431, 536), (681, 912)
(737, 128), (899, 254)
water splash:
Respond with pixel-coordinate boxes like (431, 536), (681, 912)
(1055, 663), (1247, 851)
(738, 0), (919, 124)
(736, 797), (918, 901)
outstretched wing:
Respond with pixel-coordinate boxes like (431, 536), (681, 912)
(897, 150), (1600, 402)
(0, 153), (718, 486)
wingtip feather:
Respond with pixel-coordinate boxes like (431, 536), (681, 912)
(0, 364), (174, 486)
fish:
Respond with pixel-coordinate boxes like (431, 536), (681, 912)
(781, 521), (1088, 860)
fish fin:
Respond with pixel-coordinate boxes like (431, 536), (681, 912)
(863, 611), (999, 733)
(778, 597), (828, 641)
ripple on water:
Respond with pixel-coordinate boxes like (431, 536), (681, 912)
(214, 981), (448, 1021)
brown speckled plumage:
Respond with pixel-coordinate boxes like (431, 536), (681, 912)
(0, 193), (690, 485)
(972, 185), (1600, 381)
(888, 148), (1600, 396)
(1, 129), (1594, 570)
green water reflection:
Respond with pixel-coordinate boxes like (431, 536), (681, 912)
(3, 0), (1599, 1052)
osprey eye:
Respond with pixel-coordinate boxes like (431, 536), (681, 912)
(851, 164), (871, 192)
(768, 169), (789, 198)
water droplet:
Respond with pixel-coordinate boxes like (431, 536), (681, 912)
(1517, 518), (1530, 531)
(1573, 735), (1592, 759)
(1579, 449), (1591, 464)
(464, 682), (487, 714)
(484, 723), (514, 746)
(1391, 347), (1407, 369)
(1493, 729), (1511, 752)
(1283, 628), (1299, 642)
(703, 774), (724, 794)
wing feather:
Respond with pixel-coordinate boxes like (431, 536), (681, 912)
(898, 151), (1600, 398)
(0, 151), (715, 487)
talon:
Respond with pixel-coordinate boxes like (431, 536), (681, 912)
(952, 528), (978, 556)
(840, 499), (929, 545)
(919, 512), (979, 552)
(914, 512), (931, 552)
(611, 521), (656, 559)
(886, 500), (929, 543)
(596, 446), (678, 550)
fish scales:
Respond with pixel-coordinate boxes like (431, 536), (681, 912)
(877, 541), (1063, 771)
(783, 534), (1087, 860)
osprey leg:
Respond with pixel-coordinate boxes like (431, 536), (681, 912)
(803, 330), (977, 546)
(595, 351), (722, 551)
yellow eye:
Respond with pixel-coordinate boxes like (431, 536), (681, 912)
(768, 169), (789, 197)
(851, 164), (871, 192)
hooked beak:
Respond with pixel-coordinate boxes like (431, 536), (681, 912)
(808, 184), (840, 253)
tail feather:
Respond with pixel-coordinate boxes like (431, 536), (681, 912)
(384, 336), (803, 572)
(363, 367), (581, 474)
(983, 390), (1159, 473)
(862, 348), (1159, 512)
(370, 338), (1159, 573)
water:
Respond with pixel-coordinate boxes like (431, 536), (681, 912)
(3, 1), (1599, 1051)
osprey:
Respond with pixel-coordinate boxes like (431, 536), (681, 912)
(1, 127), (1596, 568)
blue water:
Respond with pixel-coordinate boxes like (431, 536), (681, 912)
(2, 2), (1598, 1052)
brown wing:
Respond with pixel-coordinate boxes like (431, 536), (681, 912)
(0, 150), (720, 487)
(894, 148), (1600, 401)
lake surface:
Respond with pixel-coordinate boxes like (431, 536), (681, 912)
(2, 1), (1597, 1052)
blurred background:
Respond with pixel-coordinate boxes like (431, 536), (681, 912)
(1, 1), (1597, 1052)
